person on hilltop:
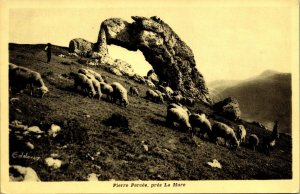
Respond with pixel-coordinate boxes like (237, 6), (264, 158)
(45, 43), (52, 63)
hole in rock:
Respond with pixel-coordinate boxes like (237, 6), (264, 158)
(108, 45), (152, 77)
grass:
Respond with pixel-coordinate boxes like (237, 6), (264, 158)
(8, 43), (292, 181)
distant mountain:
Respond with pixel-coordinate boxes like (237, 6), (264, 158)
(208, 70), (292, 134)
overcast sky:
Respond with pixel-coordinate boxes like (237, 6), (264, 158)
(8, 0), (296, 82)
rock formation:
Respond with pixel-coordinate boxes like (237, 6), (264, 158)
(214, 97), (241, 121)
(94, 16), (212, 103)
(69, 16), (212, 103)
(69, 38), (94, 54)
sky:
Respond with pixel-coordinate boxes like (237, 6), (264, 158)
(8, 0), (296, 82)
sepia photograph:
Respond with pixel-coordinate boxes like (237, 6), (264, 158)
(1, 0), (299, 193)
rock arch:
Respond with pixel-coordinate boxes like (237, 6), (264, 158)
(94, 16), (211, 104)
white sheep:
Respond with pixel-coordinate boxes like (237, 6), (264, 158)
(85, 73), (102, 100)
(165, 86), (174, 95)
(78, 68), (89, 75)
(211, 121), (240, 149)
(237, 125), (247, 144)
(110, 82), (129, 107)
(249, 134), (259, 151)
(100, 82), (113, 101)
(166, 106), (191, 133)
(145, 79), (156, 88)
(73, 73), (96, 98)
(172, 94), (183, 104)
(78, 68), (104, 83)
(86, 69), (104, 83)
(146, 89), (164, 104)
(167, 103), (191, 116)
(129, 86), (139, 97)
(9, 65), (49, 98)
(189, 113), (212, 138)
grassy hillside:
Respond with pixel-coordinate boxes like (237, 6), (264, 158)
(8, 43), (292, 181)
(209, 71), (291, 134)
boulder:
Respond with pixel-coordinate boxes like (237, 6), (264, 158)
(214, 97), (241, 121)
(9, 165), (40, 181)
(94, 16), (212, 104)
(69, 38), (94, 54)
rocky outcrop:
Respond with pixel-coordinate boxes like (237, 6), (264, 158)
(69, 38), (94, 54)
(94, 16), (212, 104)
(214, 97), (241, 121)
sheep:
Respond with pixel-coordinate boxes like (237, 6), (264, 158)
(182, 97), (195, 107)
(100, 82), (113, 101)
(145, 89), (164, 104)
(78, 68), (89, 75)
(249, 134), (259, 151)
(189, 113), (212, 139)
(172, 94), (183, 104)
(58, 54), (66, 58)
(73, 73), (96, 98)
(110, 82), (129, 107)
(167, 103), (191, 116)
(165, 86), (174, 95)
(86, 69), (104, 83)
(211, 121), (240, 149)
(236, 125), (247, 144)
(84, 73), (102, 100)
(145, 79), (155, 88)
(9, 65), (49, 98)
(78, 68), (104, 83)
(129, 86), (139, 97)
(166, 106), (191, 133)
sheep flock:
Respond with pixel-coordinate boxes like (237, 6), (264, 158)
(9, 59), (279, 155)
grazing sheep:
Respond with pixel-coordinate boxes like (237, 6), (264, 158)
(165, 86), (174, 95)
(249, 134), (259, 151)
(9, 65), (49, 98)
(166, 106), (191, 133)
(211, 121), (239, 149)
(129, 86), (139, 97)
(73, 73), (96, 98)
(182, 97), (195, 107)
(111, 82), (129, 107)
(172, 94), (183, 104)
(145, 79), (155, 88)
(167, 103), (191, 116)
(146, 89), (164, 104)
(85, 74), (102, 100)
(86, 69), (104, 83)
(100, 82), (113, 101)
(189, 113), (212, 138)
(237, 125), (247, 144)
(78, 68), (89, 75)
(78, 68), (104, 83)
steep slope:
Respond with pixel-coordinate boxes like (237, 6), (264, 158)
(209, 71), (291, 134)
(8, 43), (291, 181)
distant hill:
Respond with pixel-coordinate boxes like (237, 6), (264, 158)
(208, 70), (292, 134)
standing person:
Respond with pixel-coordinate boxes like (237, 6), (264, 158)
(272, 120), (279, 139)
(45, 43), (52, 63)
